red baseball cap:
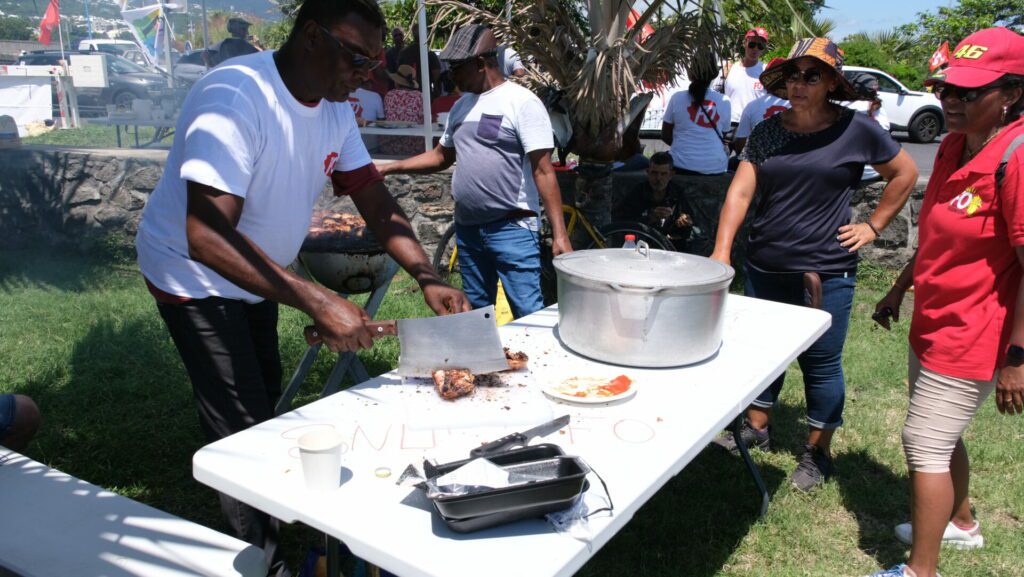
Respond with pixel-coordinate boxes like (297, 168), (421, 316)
(745, 28), (769, 42)
(925, 27), (1024, 87)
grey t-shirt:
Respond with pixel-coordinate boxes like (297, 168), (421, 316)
(440, 81), (554, 228)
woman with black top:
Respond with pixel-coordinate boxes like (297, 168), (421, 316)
(710, 38), (918, 492)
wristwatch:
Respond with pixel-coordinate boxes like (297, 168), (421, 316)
(1006, 344), (1024, 367)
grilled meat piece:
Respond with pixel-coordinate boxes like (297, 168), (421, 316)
(504, 347), (529, 371)
(432, 369), (475, 400)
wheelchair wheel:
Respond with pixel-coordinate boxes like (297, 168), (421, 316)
(586, 221), (676, 251)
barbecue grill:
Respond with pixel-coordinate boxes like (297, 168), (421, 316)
(297, 211), (395, 294)
(277, 211), (400, 416)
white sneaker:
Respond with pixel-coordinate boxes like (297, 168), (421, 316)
(894, 520), (984, 549)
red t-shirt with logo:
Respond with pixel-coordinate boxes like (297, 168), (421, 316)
(910, 117), (1024, 380)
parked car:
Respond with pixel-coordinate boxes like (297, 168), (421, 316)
(842, 65), (943, 143)
(16, 51), (169, 116)
(172, 50), (209, 87)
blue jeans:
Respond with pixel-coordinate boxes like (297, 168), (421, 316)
(0, 393), (15, 439)
(745, 265), (856, 430)
(455, 220), (543, 319)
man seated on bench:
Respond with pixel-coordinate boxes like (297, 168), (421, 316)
(0, 393), (40, 452)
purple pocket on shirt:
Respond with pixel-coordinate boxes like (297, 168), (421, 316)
(476, 114), (503, 140)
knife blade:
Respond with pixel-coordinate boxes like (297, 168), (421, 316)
(303, 306), (508, 377)
(469, 414), (571, 458)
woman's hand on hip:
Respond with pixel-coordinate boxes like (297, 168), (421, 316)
(838, 223), (878, 252)
(996, 364), (1024, 415)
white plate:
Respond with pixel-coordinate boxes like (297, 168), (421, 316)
(541, 376), (637, 405)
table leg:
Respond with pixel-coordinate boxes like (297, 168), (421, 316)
(115, 125), (122, 148)
(732, 415), (769, 518)
(325, 534), (342, 577)
(134, 124), (140, 148)
(322, 353), (358, 398)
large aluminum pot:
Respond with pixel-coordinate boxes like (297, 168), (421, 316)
(553, 242), (734, 367)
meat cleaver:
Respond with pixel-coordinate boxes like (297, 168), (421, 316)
(303, 305), (509, 377)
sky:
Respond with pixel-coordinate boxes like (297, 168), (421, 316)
(822, 0), (954, 40)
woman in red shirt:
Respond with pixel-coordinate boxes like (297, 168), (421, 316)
(869, 27), (1024, 577)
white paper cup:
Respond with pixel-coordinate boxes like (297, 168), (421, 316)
(298, 430), (346, 491)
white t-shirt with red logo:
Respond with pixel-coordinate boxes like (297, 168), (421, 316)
(735, 94), (790, 139)
(349, 87), (383, 152)
(137, 50), (371, 303)
(724, 60), (765, 123)
(663, 89), (731, 174)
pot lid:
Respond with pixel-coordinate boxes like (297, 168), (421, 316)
(554, 245), (734, 289)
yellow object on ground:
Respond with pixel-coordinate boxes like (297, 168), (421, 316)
(495, 280), (513, 326)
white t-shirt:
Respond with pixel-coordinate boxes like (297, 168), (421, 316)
(724, 60), (765, 123)
(497, 46), (525, 78)
(440, 81), (553, 229)
(349, 87), (384, 152)
(844, 100), (891, 180)
(136, 50), (372, 303)
(663, 89), (731, 174)
(735, 94), (790, 139)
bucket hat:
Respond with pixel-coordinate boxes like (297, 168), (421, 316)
(759, 37), (859, 101)
(924, 27), (1024, 87)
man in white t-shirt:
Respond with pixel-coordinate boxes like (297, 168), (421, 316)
(732, 58), (790, 154)
(723, 27), (769, 125)
(497, 45), (526, 78)
(380, 24), (571, 318)
(135, 2), (466, 573)
(348, 81), (383, 151)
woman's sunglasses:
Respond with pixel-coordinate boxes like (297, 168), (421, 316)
(932, 82), (1003, 103)
(747, 41), (767, 50)
(784, 67), (823, 86)
(317, 24), (380, 72)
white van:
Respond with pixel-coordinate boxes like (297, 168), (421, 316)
(77, 39), (138, 53)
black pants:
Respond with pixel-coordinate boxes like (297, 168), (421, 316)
(158, 296), (290, 577)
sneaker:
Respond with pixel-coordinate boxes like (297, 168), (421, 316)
(861, 564), (915, 577)
(710, 418), (771, 454)
(894, 520), (984, 549)
(790, 444), (833, 492)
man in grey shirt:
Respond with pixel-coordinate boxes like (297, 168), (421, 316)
(380, 24), (570, 318)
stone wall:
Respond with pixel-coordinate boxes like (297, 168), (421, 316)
(0, 146), (924, 270)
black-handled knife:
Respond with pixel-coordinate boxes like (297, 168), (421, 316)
(470, 414), (571, 458)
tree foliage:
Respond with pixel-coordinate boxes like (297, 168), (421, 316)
(841, 0), (1023, 89)
(0, 16), (35, 41)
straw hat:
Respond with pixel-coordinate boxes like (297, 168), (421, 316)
(388, 64), (419, 90)
(759, 37), (859, 101)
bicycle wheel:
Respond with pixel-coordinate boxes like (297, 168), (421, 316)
(431, 222), (462, 289)
(586, 220), (676, 251)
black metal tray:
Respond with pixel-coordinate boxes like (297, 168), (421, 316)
(434, 480), (590, 533)
(426, 444), (590, 521)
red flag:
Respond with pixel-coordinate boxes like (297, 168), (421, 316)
(38, 0), (60, 46)
(929, 41), (951, 72)
(626, 8), (656, 44)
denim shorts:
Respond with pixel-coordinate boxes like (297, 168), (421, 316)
(0, 393), (16, 440)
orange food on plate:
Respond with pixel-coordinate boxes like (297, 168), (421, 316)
(555, 375), (632, 399)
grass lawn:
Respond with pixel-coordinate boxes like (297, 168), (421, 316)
(1, 249), (1021, 577)
(21, 125), (169, 148)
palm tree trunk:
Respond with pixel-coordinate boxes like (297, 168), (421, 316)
(572, 162), (615, 247)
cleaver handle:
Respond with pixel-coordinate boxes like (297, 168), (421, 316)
(303, 320), (398, 346)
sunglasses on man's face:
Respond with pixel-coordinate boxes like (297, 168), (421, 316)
(747, 41), (766, 51)
(932, 82), (1002, 103)
(317, 24), (380, 72)
(784, 67), (823, 86)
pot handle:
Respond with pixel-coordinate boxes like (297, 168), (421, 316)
(607, 283), (662, 295)
(634, 240), (650, 259)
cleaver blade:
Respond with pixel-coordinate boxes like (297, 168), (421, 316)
(397, 305), (509, 377)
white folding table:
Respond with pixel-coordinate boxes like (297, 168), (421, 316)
(194, 295), (830, 577)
